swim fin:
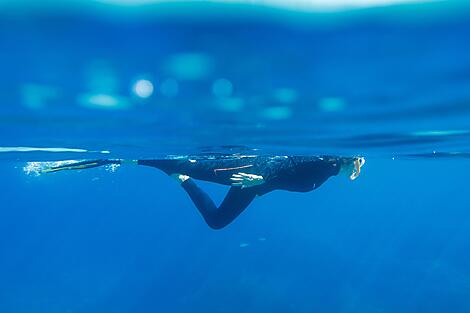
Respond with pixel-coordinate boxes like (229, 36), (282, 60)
(41, 159), (119, 173)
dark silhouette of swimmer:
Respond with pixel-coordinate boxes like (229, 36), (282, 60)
(41, 155), (365, 229)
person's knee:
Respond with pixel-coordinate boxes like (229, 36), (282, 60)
(204, 214), (232, 230)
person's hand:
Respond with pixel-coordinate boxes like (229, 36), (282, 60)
(170, 173), (190, 184)
(230, 172), (265, 188)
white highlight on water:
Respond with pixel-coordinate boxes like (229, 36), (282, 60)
(133, 79), (154, 98)
(78, 93), (129, 109)
(95, 0), (435, 11)
(0, 147), (110, 154)
(105, 163), (121, 172)
(411, 130), (469, 137)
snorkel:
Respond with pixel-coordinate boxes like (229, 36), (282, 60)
(339, 156), (365, 180)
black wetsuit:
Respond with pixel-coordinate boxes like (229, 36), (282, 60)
(138, 155), (345, 229)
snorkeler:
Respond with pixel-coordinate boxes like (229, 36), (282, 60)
(41, 155), (365, 229)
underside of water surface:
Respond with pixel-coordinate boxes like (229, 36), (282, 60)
(1, 0), (470, 161)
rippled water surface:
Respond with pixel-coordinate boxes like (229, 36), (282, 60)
(1, 1), (470, 160)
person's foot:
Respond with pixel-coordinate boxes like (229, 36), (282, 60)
(170, 173), (190, 184)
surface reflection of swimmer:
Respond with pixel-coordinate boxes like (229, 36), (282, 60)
(42, 155), (365, 229)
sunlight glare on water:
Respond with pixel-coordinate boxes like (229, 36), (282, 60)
(93, 0), (438, 11)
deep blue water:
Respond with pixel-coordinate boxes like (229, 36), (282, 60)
(1, 1), (470, 312)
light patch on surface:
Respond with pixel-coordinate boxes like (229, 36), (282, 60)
(160, 78), (179, 97)
(258, 237), (267, 241)
(318, 97), (346, 112)
(262, 106), (292, 120)
(78, 93), (130, 109)
(166, 53), (213, 81)
(94, 0), (436, 11)
(216, 97), (244, 112)
(411, 130), (469, 137)
(23, 160), (83, 176)
(0, 147), (110, 153)
(21, 84), (59, 109)
(95, 0), (159, 5)
(132, 79), (154, 98)
(106, 163), (121, 172)
(273, 88), (297, 104)
(239, 243), (250, 248)
(212, 78), (233, 98)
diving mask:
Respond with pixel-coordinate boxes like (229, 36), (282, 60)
(350, 157), (365, 180)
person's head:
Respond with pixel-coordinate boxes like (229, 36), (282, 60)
(339, 156), (365, 180)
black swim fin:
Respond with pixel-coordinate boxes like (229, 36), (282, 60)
(41, 159), (120, 173)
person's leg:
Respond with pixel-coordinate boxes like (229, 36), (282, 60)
(137, 159), (253, 185)
(179, 179), (257, 229)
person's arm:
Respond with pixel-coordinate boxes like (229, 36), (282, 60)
(172, 174), (258, 230)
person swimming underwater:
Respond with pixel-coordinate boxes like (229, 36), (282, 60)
(41, 154), (365, 229)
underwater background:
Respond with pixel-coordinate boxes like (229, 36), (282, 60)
(1, 0), (470, 312)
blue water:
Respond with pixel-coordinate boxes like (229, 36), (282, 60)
(1, 1), (470, 312)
